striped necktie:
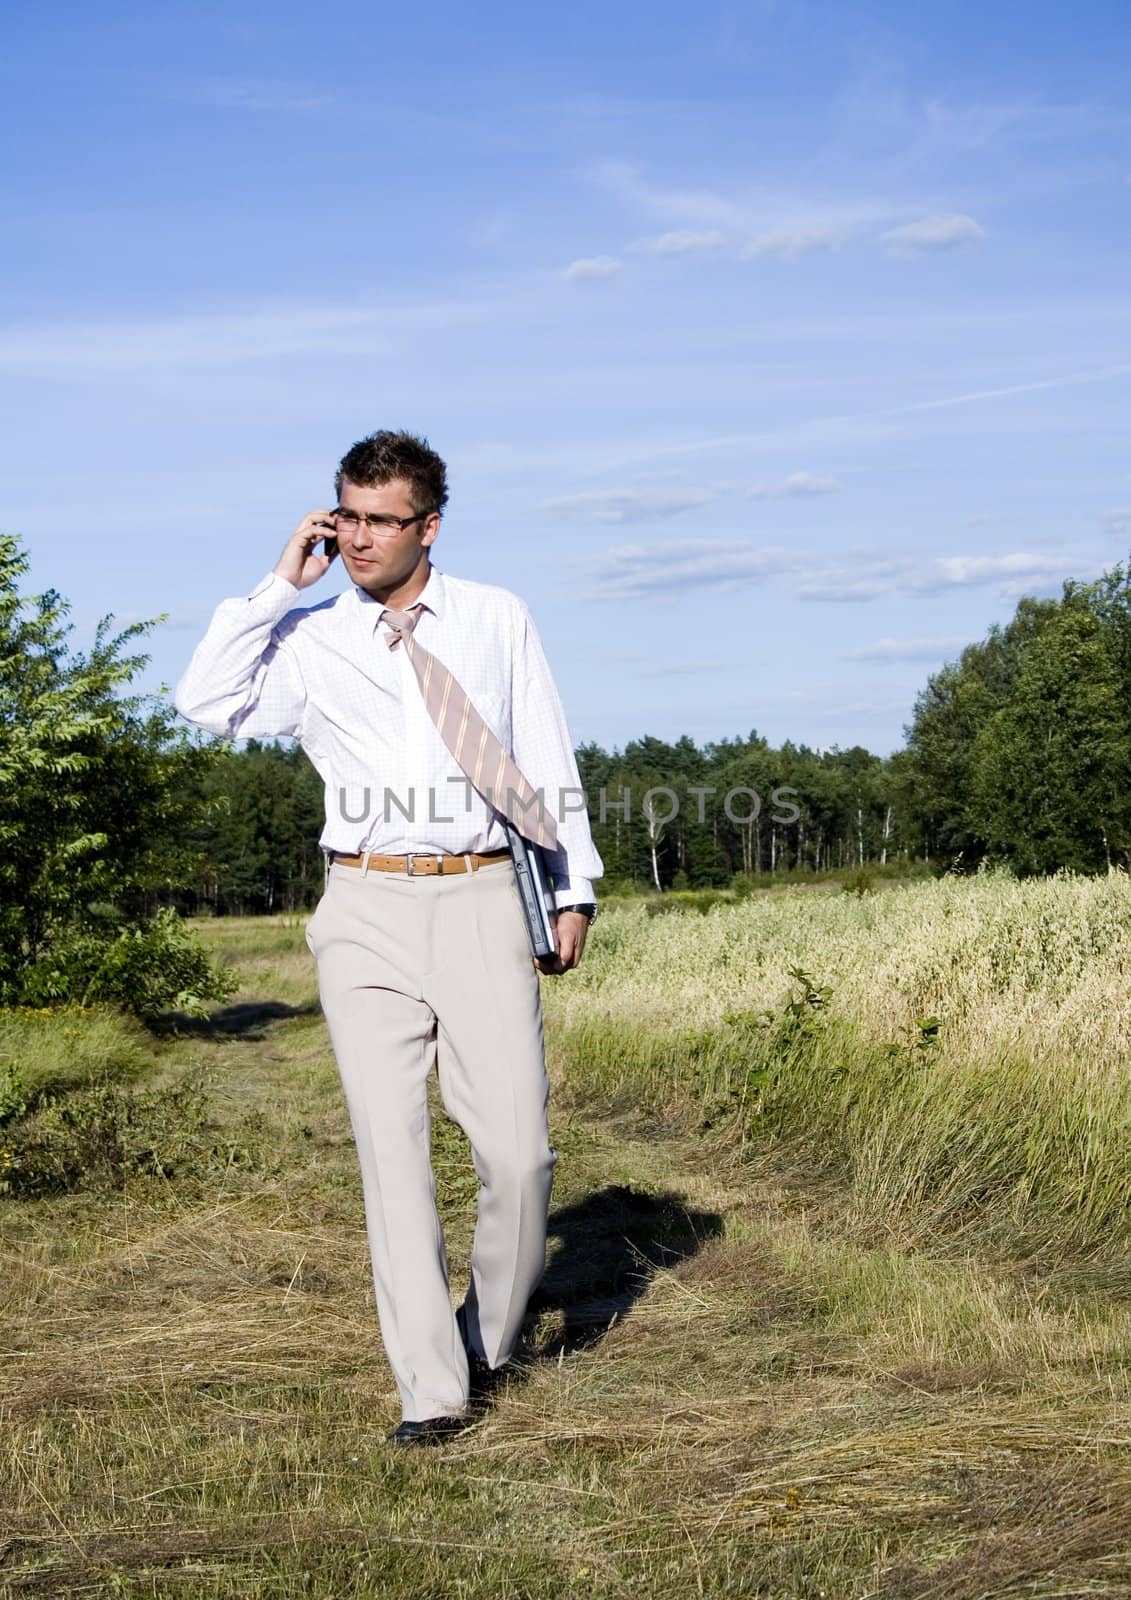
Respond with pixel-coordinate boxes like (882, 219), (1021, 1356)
(379, 603), (559, 851)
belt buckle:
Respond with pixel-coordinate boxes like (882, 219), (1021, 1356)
(405, 853), (444, 876)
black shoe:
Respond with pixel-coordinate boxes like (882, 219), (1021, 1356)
(468, 1350), (531, 1406)
(469, 1351), (515, 1403)
(386, 1414), (468, 1447)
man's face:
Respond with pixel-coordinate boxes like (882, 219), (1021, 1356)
(333, 476), (439, 595)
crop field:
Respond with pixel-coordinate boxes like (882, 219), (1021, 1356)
(4, 869), (1131, 1597)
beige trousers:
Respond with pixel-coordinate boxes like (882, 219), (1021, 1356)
(305, 856), (555, 1422)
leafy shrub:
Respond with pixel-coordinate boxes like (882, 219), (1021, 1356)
(0, 1058), (26, 1124)
(842, 868), (877, 895)
(18, 907), (237, 1018)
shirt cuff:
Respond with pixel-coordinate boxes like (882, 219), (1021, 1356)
(553, 877), (595, 910)
(246, 571), (301, 614)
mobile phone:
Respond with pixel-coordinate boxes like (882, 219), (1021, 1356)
(312, 518), (338, 563)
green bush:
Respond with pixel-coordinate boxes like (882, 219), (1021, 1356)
(0, 532), (232, 1016)
(842, 867), (877, 895)
(0, 1058), (26, 1124)
(18, 907), (237, 1018)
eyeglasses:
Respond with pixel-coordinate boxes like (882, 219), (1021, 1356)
(332, 507), (435, 535)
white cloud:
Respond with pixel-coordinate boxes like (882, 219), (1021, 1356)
(589, 161), (750, 229)
(803, 551), (1077, 602)
(595, 541), (800, 596)
(562, 255), (623, 282)
(882, 214), (986, 255)
(796, 567), (903, 602)
(748, 472), (841, 499)
(588, 160), (896, 249)
(641, 229), (728, 255)
(742, 225), (845, 260)
(1104, 509), (1131, 535)
(590, 540), (1080, 602)
(846, 636), (971, 662)
(541, 489), (710, 523)
(993, 576), (1070, 600)
(924, 553), (1065, 588)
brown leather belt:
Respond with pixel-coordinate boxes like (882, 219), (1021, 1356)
(330, 847), (510, 876)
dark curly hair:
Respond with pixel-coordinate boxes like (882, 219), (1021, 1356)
(334, 430), (449, 515)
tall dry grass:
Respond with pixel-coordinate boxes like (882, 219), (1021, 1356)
(544, 867), (1131, 1261)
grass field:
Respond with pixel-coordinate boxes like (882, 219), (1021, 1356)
(4, 871), (1131, 1596)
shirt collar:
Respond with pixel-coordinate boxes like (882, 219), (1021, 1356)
(353, 563), (446, 625)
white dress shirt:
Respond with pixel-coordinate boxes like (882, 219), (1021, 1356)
(173, 563), (601, 907)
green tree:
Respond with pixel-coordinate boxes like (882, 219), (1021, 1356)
(967, 596), (1131, 873)
(0, 533), (233, 1011)
(899, 599), (1059, 865)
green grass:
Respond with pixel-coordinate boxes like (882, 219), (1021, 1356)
(0, 1004), (154, 1102)
(4, 876), (1131, 1595)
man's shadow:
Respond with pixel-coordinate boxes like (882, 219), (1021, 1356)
(516, 1183), (723, 1369)
(148, 1000), (321, 1040)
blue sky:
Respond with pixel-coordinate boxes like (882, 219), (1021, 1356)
(3, 0), (1129, 757)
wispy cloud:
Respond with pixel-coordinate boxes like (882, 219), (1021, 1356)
(193, 78), (337, 112)
(748, 472), (841, 499)
(1104, 509), (1131, 536)
(589, 160), (960, 266)
(591, 540), (1080, 602)
(590, 160), (897, 242)
(590, 161), (751, 229)
(0, 297), (508, 373)
(591, 361), (1131, 479)
(802, 551), (1076, 601)
(631, 659), (732, 677)
(899, 363), (1131, 414)
(881, 214), (986, 255)
(639, 229), (728, 256)
(927, 554), (1050, 586)
(562, 255), (623, 282)
(541, 488), (710, 523)
(595, 540), (799, 596)
(742, 225), (846, 259)
(845, 635), (971, 662)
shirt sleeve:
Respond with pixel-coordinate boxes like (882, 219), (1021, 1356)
(509, 600), (603, 907)
(172, 571), (307, 739)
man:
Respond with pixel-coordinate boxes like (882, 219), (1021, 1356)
(174, 430), (602, 1445)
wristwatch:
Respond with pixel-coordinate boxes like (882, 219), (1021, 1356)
(561, 902), (599, 926)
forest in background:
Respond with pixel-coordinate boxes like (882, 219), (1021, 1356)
(173, 560), (1131, 914)
(6, 527), (1131, 951)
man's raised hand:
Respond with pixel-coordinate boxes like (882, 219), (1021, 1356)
(274, 511), (339, 591)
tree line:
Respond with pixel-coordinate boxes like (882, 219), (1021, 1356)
(6, 529), (1131, 970)
(171, 557), (1131, 910)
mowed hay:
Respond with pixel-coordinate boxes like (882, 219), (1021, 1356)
(3, 877), (1131, 1596)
